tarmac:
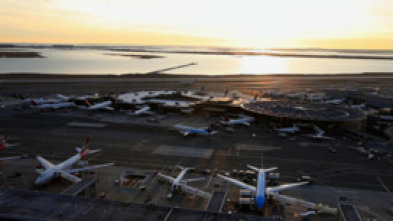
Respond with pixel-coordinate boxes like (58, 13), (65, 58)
(1, 98), (393, 220)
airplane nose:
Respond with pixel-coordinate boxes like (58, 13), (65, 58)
(35, 176), (44, 185)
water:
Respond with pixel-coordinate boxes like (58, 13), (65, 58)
(1, 47), (393, 75)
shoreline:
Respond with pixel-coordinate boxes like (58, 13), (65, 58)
(1, 72), (393, 80)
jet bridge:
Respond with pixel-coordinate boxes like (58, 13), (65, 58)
(270, 192), (338, 215)
(61, 177), (96, 197)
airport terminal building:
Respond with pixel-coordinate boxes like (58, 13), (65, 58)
(242, 101), (365, 130)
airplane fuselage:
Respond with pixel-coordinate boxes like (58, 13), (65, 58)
(172, 169), (188, 190)
(255, 171), (266, 209)
(86, 101), (112, 110)
(35, 154), (81, 185)
(174, 125), (212, 136)
(225, 117), (254, 126)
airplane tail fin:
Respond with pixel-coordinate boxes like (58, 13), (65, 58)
(224, 88), (229, 95)
(84, 100), (92, 107)
(84, 136), (90, 149)
(176, 166), (194, 171)
(0, 133), (7, 149)
(247, 164), (277, 173)
(3, 133), (7, 144)
(80, 136), (90, 159)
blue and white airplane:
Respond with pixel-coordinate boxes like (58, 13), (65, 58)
(218, 165), (308, 209)
(173, 124), (217, 136)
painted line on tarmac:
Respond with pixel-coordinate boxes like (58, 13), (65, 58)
(376, 176), (392, 195)
(66, 122), (107, 128)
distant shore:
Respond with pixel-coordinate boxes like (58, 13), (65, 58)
(111, 48), (393, 60)
(0, 51), (43, 58)
(103, 53), (164, 59)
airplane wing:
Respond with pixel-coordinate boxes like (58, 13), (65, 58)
(181, 131), (190, 136)
(242, 122), (251, 126)
(182, 177), (205, 183)
(313, 125), (324, 135)
(269, 192), (337, 215)
(65, 163), (114, 173)
(36, 156), (55, 170)
(56, 94), (70, 101)
(266, 181), (308, 193)
(4, 143), (20, 148)
(157, 173), (176, 183)
(217, 174), (256, 193)
(105, 107), (115, 111)
(87, 149), (101, 155)
(0, 156), (21, 161)
(179, 183), (211, 198)
(57, 170), (81, 183)
(316, 131), (325, 137)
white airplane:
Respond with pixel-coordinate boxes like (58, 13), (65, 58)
(173, 124), (217, 136)
(0, 133), (21, 161)
(275, 124), (300, 134)
(35, 137), (114, 185)
(31, 101), (76, 110)
(157, 166), (210, 198)
(82, 100), (114, 111)
(20, 94), (69, 105)
(350, 103), (366, 109)
(306, 95), (325, 101)
(218, 165), (337, 214)
(322, 99), (345, 105)
(220, 116), (254, 127)
(311, 125), (334, 140)
(126, 106), (153, 116)
(212, 89), (229, 98)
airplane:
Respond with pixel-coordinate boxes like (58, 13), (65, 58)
(218, 165), (308, 209)
(20, 94), (69, 105)
(306, 94), (325, 101)
(0, 133), (21, 161)
(126, 106), (153, 116)
(217, 165), (337, 214)
(31, 101), (76, 110)
(81, 100), (114, 111)
(220, 116), (254, 127)
(275, 124), (300, 134)
(35, 137), (114, 185)
(350, 103), (366, 109)
(173, 124), (217, 136)
(310, 125), (334, 140)
(212, 89), (229, 98)
(157, 166), (210, 198)
(322, 98), (345, 105)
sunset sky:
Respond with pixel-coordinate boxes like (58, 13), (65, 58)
(1, 0), (393, 49)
